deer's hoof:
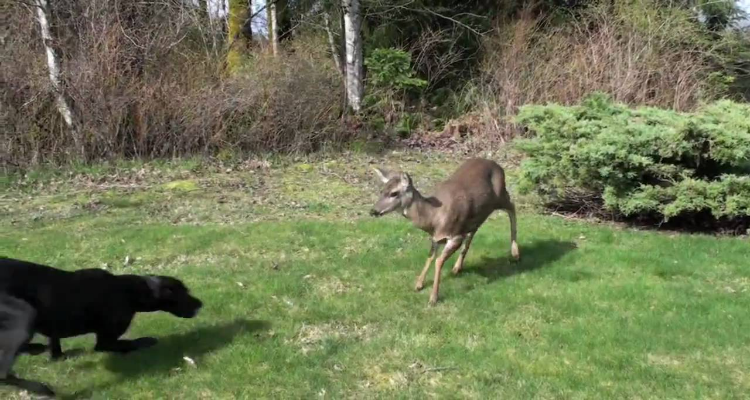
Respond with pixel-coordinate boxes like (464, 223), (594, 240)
(428, 295), (438, 306)
(451, 266), (462, 275)
(415, 282), (424, 291)
(511, 242), (520, 261)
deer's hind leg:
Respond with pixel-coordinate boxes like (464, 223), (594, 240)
(415, 240), (438, 291)
(505, 199), (520, 260)
(497, 189), (520, 260)
(452, 231), (476, 275)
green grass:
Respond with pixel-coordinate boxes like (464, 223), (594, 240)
(1, 152), (749, 399)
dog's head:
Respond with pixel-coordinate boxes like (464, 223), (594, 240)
(144, 276), (203, 318)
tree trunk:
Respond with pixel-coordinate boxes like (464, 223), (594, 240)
(323, 10), (343, 75)
(227, 0), (253, 72)
(275, 0), (291, 41)
(268, 0), (279, 55)
(34, 0), (83, 158)
(342, 0), (363, 112)
(242, 0), (253, 40)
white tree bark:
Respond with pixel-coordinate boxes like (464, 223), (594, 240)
(269, 1), (279, 55)
(342, 0), (363, 112)
(323, 10), (342, 74)
(34, 0), (82, 156)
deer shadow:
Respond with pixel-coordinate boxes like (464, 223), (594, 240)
(60, 319), (269, 399)
(459, 239), (576, 284)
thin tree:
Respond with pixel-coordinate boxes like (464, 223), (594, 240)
(268, 0), (279, 55)
(33, 0), (83, 157)
(342, 0), (363, 112)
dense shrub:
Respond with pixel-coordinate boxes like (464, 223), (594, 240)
(515, 93), (750, 228)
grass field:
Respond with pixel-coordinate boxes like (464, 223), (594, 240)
(1, 152), (749, 399)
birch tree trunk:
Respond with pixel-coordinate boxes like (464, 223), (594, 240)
(323, 10), (343, 75)
(342, 0), (363, 112)
(268, 1), (279, 56)
(34, 0), (83, 157)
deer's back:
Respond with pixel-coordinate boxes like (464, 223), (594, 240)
(431, 158), (507, 238)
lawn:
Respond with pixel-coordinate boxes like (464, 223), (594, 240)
(1, 152), (749, 399)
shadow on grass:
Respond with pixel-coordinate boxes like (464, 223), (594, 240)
(104, 319), (269, 377)
(461, 239), (576, 283)
(60, 319), (268, 399)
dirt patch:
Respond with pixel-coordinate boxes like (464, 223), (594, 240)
(293, 322), (376, 355)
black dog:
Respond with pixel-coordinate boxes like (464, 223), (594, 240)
(0, 257), (203, 396)
(1, 293), (55, 397)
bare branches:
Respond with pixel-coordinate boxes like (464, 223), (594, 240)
(409, 27), (467, 88)
(373, 1), (488, 37)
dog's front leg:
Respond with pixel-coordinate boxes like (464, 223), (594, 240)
(49, 338), (63, 360)
(94, 335), (158, 354)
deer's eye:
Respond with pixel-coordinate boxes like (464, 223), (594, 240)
(389, 191), (399, 198)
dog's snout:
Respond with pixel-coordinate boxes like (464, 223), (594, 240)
(369, 209), (379, 217)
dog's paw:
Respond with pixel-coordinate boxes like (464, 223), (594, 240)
(133, 337), (159, 350)
(21, 342), (47, 356)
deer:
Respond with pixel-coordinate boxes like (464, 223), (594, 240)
(370, 158), (520, 306)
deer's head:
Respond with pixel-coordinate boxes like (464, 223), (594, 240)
(370, 167), (415, 217)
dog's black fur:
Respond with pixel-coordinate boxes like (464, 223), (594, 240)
(0, 257), (203, 397)
(1, 293), (55, 397)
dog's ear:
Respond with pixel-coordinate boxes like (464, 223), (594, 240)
(144, 276), (161, 298)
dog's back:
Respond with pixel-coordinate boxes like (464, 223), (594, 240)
(1, 257), (103, 302)
(0, 257), (120, 338)
(1, 257), (72, 292)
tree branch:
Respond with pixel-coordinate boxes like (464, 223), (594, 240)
(393, 4), (488, 37)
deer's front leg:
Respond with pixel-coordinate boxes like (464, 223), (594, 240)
(429, 238), (463, 306)
(416, 241), (438, 291)
(452, 231), (475, 275)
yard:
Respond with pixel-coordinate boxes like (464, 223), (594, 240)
(1, 152), (748, 399)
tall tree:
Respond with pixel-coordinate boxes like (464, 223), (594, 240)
(227, 0), (254, 71)
(33, 0), (82, 157)
(323, 8), (343, 74)
(269, 0), (279, 55)
(343, 0), (363, 111)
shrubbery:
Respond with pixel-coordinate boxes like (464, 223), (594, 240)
(476, 1), (748, 143)
(1, 1), (347, 167)
(515, 93), (750, 228)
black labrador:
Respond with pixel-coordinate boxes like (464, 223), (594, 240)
(1, 293), (55, 397)
(0, 257), (203, 397)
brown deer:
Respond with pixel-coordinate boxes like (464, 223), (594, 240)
(370, 158), (519, 306)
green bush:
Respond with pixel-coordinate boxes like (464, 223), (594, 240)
(515, 93), (750, 222)
(363, 48), (427, 137)
(365, 48), (427, 93)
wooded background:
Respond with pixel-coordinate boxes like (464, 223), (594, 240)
(2, 0), (749, 166)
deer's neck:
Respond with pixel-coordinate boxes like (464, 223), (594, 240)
(403, 190), (439, 233)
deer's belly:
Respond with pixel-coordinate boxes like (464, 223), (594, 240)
(433, 211), (493, 240)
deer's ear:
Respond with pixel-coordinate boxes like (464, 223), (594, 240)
(400, 172), (412, 187)
(373, 167), (390, 184)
